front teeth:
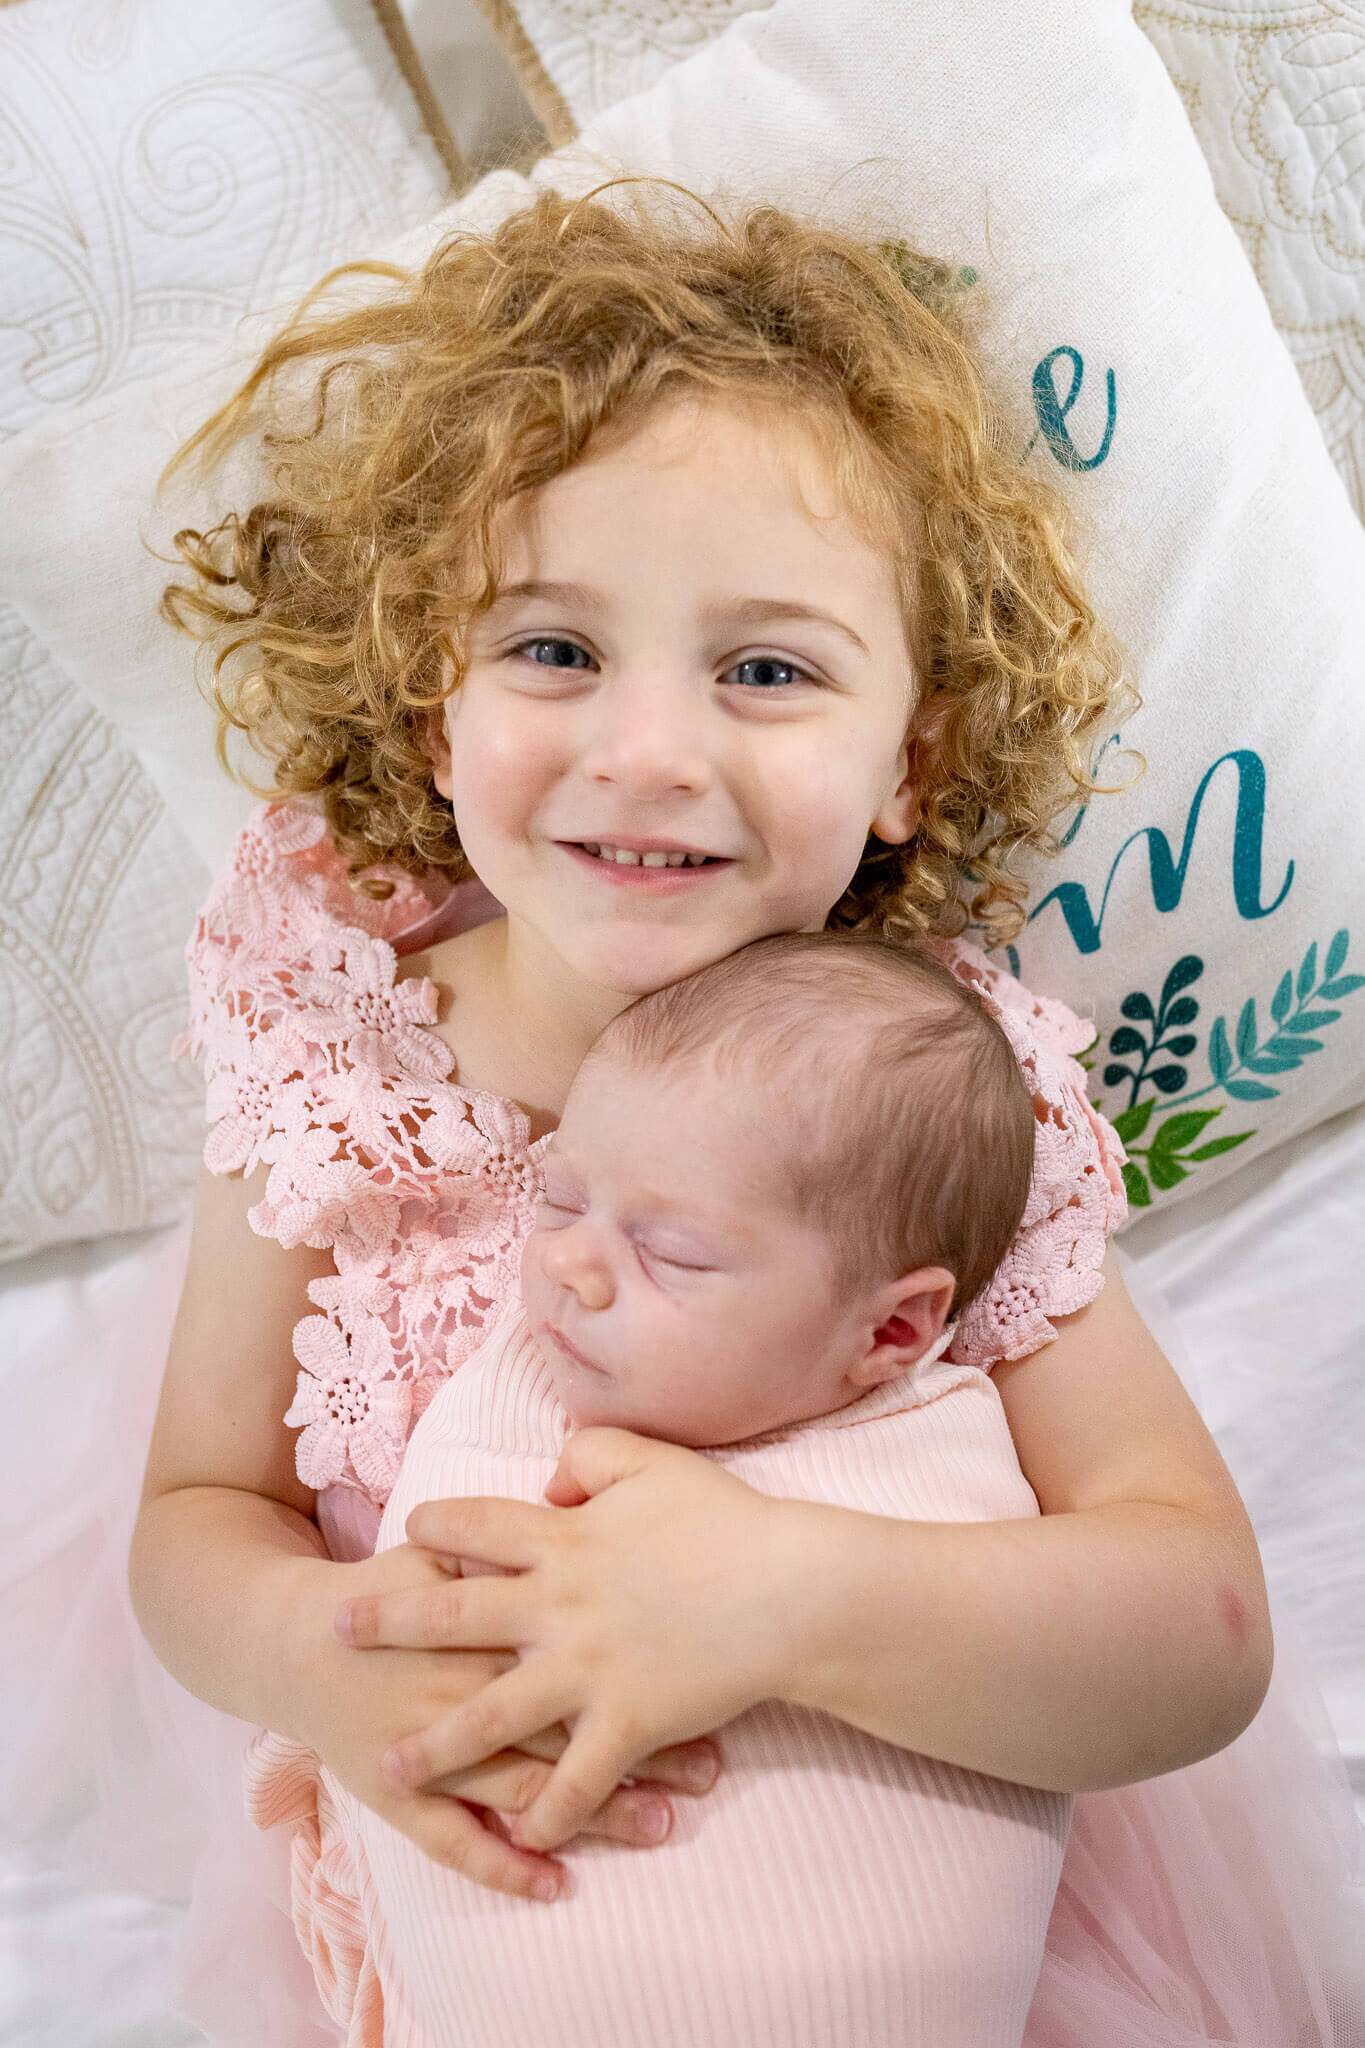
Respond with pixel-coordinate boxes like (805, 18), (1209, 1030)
(581, 843), (710, 868)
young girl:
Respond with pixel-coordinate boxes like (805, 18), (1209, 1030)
(127, 186), (1361, 2045)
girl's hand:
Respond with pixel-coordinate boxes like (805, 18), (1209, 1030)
(336, 1430), (800, 1854)
(293, 1539), (720, 1901)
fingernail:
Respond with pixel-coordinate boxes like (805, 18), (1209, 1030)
(636, 1798), (670, 1843)
(685, 1757), (717, 1790)
(531, 1873), (560, 1903)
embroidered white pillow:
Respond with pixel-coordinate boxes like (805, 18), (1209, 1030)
(0, 0), (453, 1258)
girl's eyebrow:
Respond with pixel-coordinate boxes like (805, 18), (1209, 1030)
(484, 579), (870, 656)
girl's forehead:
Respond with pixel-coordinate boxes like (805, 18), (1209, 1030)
(483, 389), (903, 603)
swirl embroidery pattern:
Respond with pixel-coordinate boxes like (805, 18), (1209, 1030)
(1133, 1), (1365, 518)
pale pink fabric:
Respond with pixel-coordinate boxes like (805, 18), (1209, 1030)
(288, 1305), (1072, 2047)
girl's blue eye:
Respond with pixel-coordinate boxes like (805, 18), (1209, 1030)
(727, 655), (811, 691)
(517, 637), (593, 670)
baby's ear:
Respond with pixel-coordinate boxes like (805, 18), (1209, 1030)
(851, 1265), (957, 1385)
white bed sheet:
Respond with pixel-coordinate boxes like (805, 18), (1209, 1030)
(2, 1104), (1362, 2044)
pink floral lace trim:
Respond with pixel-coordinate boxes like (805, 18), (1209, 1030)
(178, 803), (1126, 1512)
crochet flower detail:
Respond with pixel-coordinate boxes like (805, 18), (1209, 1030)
(293, 933), (451, 1085)
(286, 1314), (413, 1499)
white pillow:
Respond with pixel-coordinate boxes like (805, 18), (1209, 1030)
(0, 0), (454, 1259)
(1, 0), (1362, 1218)
(473, 0), (1365, 530)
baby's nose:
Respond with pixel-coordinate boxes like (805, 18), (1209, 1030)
(545, 1224), (615, 1309)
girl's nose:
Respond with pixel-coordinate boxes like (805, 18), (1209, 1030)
(541, 1220), (615, 1311)
(580, 672), (713, 800)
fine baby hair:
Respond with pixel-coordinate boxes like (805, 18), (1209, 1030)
(161, 181), (1126, 945)
(599, 930), (1035, 1315)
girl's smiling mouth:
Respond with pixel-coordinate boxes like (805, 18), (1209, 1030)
(558, 837), (735, 887)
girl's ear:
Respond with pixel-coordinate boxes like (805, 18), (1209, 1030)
(871, 687), (950, 845)
(870, 752), (920, 846)
(423, 699), (454, 802)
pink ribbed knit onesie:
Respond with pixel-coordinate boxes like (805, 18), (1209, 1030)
(334, 1304), (1071, 2048)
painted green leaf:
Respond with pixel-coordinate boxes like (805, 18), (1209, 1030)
(1188, 1132), (1254, 1162)
(1121, 992), (1155, 1023)
(1235, 999), (1259, 1064)
(1319, 976), (1365, 999)
(1297, 943), (1318, 1003)
(1226, 1077), (1278, 1102)
(1324, 930), (1348, 981)
(1209, 1016), (1232, 1084)
(1152, 1065), (1187, 1094)
(1151, 1108), (1221, 1154)
(1108, 1025), (1145, 1057)
(1161, 956), (1204, 1008)
(1165, 997), (1198, 1029)
(1281, 1009), (1340, 1034)
(1150, 1152), (1190, 1191)
(1164, 1034), (1197, 1058)
(1271, 972), (1293, 1025)
(1122, 1160), (1152, 1207)
(1112, 1099), (1156, 1143)
(1104, 1063), (1136, 1089)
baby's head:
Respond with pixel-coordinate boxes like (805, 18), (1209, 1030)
(520, 934), (1034, 1446)
(166, 184), (1125, 962)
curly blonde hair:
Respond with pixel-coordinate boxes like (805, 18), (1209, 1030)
(163, 181), (1131, 943)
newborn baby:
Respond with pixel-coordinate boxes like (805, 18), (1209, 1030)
(334, 933), (1072, 2048)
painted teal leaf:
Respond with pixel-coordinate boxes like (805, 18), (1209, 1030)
(1160, 956), (1203, 1007)
(1107, 1025), (1145, 1057)
(1121, 992), (1155, 1023)
(1281, 1009), (1340, 1033)
(1265, 1035), (1321, 1057)
(1188, 1132), (1254, 1161)
(1165, 997), (1198, 1029)
(1226, 1077), (1278, 1102)
(1209, 1016), (1232, 1084)
(1164, 1034), (1197, 1058)
(1271, 972), (1293, 1025)
(1152, 1065), (1187, 1094)
(1152, 1109), (1222, 1154)
(1104, 1063), (1136, 1089)
(1122, 1160), (1152, 1208)
(1244, 1052), (1303, 1074)
(1150, 1152), (1190, 1191)
(1112, 1099), (1155, 1143)
(1297, 943), (1318, 1002)
(1319, 976), (1365, 1000)
(1324, 930), (1348, 981)
(1235, 999), (1259, 1063)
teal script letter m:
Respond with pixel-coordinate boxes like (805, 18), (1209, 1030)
(1029, 750), (1294, 956)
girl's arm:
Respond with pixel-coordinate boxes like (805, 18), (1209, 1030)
(347, 1251), (1273, 1852)
(129, 1165), (716, 1897)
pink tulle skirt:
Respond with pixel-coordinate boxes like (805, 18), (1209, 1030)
(3, 1221), (1362, 2047)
